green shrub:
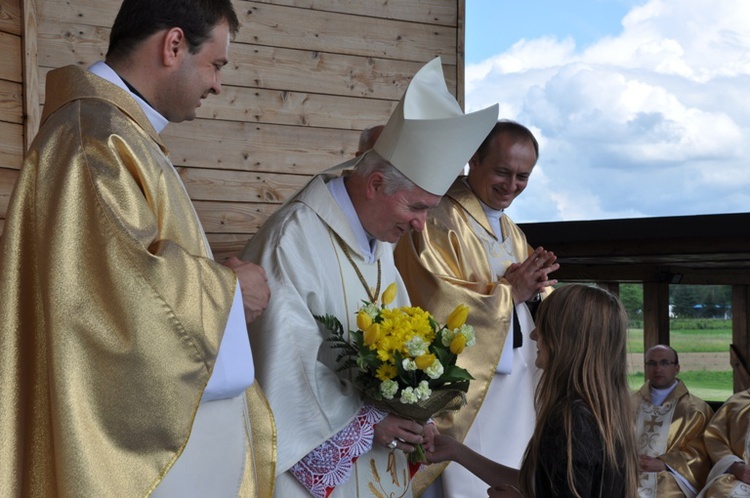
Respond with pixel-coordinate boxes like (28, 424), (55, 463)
(670, 318), (731, 330)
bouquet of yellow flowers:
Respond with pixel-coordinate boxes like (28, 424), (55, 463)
(315, 283), (476, 462)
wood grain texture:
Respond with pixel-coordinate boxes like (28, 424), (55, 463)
(0, 121), (23, 170)
(195, 86), (398, 129)
(3, 0), (463, 248)
(0, 0), (21, 36)
(163, 120), (364, 175)
(248, 0), (457, 25)
(0, 167), (20, 220)
(0, 31), (22, 82)
(177, 166), (310, 203)
(0, 78), (22, 124)
(235, 2), (456, 64)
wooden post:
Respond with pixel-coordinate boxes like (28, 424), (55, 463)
(597, 281), (620, 297)
(643, 282), (670, 349)
(732, 285), (750, 392)
(456, 0), (465, 109)
(21, 0), (39, 149)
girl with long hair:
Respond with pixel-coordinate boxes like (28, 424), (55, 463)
(426, 284), (638, 497)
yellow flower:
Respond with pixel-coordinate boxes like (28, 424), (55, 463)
(415, 353), (437, 370)
(381, 283), (398, 306)
(376, 363), (397, 381)
(446, 304), (469, 330)
(356, 311), (372, 331)
(364, 323), (381, 347)
(376, 348), (392, 362)
(450, 334), (467, 355)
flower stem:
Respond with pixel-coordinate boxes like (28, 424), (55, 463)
(409, 443), (427, 464)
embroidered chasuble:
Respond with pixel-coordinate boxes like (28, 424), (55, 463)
(394, 178), (542, 497)
(699, 389), (750, 498)
(0, 65), (274, 497)
(242, 175), (416, 497)
(634, 380), (712, 498)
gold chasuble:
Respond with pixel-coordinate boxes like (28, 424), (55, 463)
(699, 389), (750, 498)
(0, 65), (274, 497)
(634, 380), (713, 498)
(394, 178), (543, 496)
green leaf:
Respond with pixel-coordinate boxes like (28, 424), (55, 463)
(441, 365), (475, 381)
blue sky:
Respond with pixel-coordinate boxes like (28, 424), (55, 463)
(464, 0), (750, 222)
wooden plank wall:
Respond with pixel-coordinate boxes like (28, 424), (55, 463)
(1, 0), (463, 260)
(0, 0), (23, 236)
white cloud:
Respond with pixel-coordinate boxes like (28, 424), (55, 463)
(467, 0), (750, 221)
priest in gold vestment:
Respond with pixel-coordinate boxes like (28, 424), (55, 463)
(0, 1), (274, 496)
(698, 389), (750, 498)
(394, 121), (559, 498)
(240, 58), (498, 497)
(634, 345), (713, 498)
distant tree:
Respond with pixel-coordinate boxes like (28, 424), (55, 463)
(670, 285), (731, 318)
(619, 284), (643, 319)
(671, 285), (701, 318)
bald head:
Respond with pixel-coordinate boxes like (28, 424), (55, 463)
(644, 345), (680, 389)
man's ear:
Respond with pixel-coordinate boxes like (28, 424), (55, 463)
(162, 27), (186, 67)
(365, 171), (385, 199)
(468, 152), (479, 170)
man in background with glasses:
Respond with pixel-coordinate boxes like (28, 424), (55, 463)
(634, 345), (714, 497)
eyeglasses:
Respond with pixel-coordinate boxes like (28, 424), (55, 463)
(645, 360), (678, 368)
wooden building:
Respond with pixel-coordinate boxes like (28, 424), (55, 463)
(0, 0), (465, 259)
(521, 213), (750, 392)
(2, 0), (748, 393)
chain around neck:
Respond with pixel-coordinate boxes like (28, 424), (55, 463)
(333, 232), (381, 303)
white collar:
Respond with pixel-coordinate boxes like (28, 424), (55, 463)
(88, 61), (169, 133)
(650, 380), (679, 406)
(478, 198), (504, 240)
(327, 176), (376, 263)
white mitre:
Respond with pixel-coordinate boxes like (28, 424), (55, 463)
(373, 57), (498, 195)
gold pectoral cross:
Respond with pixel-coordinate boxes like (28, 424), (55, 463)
(644, 415), (663, 433)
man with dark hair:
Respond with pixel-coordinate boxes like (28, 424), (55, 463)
(107, 0), (241, 62)
(0, 1), (274, 496)
(634, 345), (713, 497)
(394, 120), (559, 497)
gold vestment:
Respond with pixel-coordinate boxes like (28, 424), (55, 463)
(0, 65), (273, 497)
(394, 177), (543, 495)
(634, 379), (713, 497)
(700, 389), (750, 497)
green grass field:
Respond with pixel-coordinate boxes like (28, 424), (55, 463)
(627, 319), (734, 402)
(627, 328), (732, 354)
(628, 370), (734, 403)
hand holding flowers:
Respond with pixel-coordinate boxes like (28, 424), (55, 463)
(315, 283), (476, 462)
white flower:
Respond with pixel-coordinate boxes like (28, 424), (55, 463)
(405, 336), (429, 357)
(402, 358), (417, 371)
(380, 380), (398, 400)
(361, 303), (379, 320)
(459, 324), (476, 347)
(441, 328), (456, 347)
(400, 387), (418, 404)
(425, 359), (444, 379)
(415, 380), (432, 401)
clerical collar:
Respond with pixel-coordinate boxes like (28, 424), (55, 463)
(327, 176), (376, 263)
(461, 177), (505, 240)
(478, 198), (505, 241)
(650, 380), (678, 406)
(88, 61), (169, 133)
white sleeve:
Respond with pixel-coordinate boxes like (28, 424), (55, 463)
(202, 280), (255, 402)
